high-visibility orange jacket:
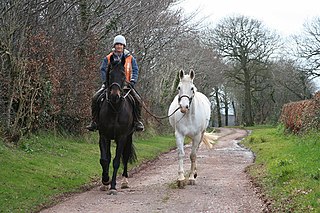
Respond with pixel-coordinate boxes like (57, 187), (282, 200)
(100, 50), (139, 85)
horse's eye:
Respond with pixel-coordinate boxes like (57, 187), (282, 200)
(177, 86), (180, 90)
(191, 87), (194, 91)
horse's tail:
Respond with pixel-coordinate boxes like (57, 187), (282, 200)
(202, 132), (219, 149)
(122, 139), (137, 163)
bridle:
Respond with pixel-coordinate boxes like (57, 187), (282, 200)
(176, 93), (194, 122)
(109, 82), (122, 91)
(105, 56), (131, 113)
(107, 82), (131, 114)
(178, 94), (193, 106)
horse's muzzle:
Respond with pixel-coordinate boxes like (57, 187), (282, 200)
(180, 106), (189, 113)
(110, 93), (121, 103)
(110, 88), (121, 98)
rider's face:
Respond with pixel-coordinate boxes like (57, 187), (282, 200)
(114, 43), (124, 53)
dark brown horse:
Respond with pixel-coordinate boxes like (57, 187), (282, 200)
(98, 54), (136, 195)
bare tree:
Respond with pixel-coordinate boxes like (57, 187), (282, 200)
(0, 0), (51, 141)
(271, 59), (313, 100)
(249, 58), (314, 124)
(293, 17), (320, 78)
(0, 0), (117, 139)
(0, 0), (232, 140)
(210, 15), (279, 126)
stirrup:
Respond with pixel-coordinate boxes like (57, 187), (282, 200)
(135, 121), (144, 132)
(86, 122), (97, 131)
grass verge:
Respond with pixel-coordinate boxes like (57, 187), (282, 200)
(242, 126), (320, 212)
(0, 132), (176, 212)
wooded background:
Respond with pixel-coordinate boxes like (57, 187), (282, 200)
(1, 0), (319, 142)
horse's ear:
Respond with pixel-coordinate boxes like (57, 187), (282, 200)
(179, 70), (184, 79)
(189, 69), (195, 80)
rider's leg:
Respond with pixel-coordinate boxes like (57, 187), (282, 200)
(130, 90), (144, 132)
(86, 85), (105, 131)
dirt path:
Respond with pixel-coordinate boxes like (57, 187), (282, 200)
(41, 128), (265, 213)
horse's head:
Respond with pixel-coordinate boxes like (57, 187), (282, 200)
(108, 55), (126, 103)
(177, 69), (196, 113)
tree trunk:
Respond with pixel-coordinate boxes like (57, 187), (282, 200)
(224, 97), (229, 126)
(214, 87), (222, 127)
(243, 68), (253, 126)
(231, 101), (237, 126)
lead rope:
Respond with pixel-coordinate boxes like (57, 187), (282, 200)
(128, 84), (181, 123)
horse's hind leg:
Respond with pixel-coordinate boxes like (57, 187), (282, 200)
(189, 150), (197, 185)
(99, 136), (111, 191)
(120, 137), (133, 189)
(189, 134), (201, 185)
(121, 153), (129, 189)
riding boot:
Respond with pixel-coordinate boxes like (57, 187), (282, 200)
(86, 108), (98, 131)
(133, 95), (144, 132)
(86, 85), (105, 131)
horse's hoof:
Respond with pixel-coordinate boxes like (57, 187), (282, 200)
(121, 182), (129, 189)
(188, 179), (196, 185)
(177, 180), (186, 189)
(102, 180), (111, 186)
(100, 185), (108, 191)
(107, 189), (118, 195)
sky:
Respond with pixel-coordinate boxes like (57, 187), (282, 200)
(178, 0), (320, 37)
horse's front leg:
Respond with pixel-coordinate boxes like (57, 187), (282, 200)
(189, 133), (202, 185)
(108, 137), (125, 195)
(175, 132), (186, 188)
(99, 136), (111, 191)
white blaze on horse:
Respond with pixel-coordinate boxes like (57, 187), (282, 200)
(168, 69), (215, 187)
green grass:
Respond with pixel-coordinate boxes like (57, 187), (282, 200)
(0, 132), (176, 212)
(242, 126), (320, 212)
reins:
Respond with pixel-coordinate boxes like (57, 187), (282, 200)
(123, 88), (131, 99)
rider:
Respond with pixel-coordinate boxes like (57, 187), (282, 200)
(86, 35), (144, 132)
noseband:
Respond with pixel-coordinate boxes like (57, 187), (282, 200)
(109, 82), (122, 91)
(178, 94), (193, 105)
(107, 82), (132, 113)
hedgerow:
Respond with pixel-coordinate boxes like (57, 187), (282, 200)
(280, 92), (320, 133)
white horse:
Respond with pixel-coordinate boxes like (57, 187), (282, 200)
(168, 69), (214, 187)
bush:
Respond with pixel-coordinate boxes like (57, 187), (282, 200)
(280, 92), (320, 133)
